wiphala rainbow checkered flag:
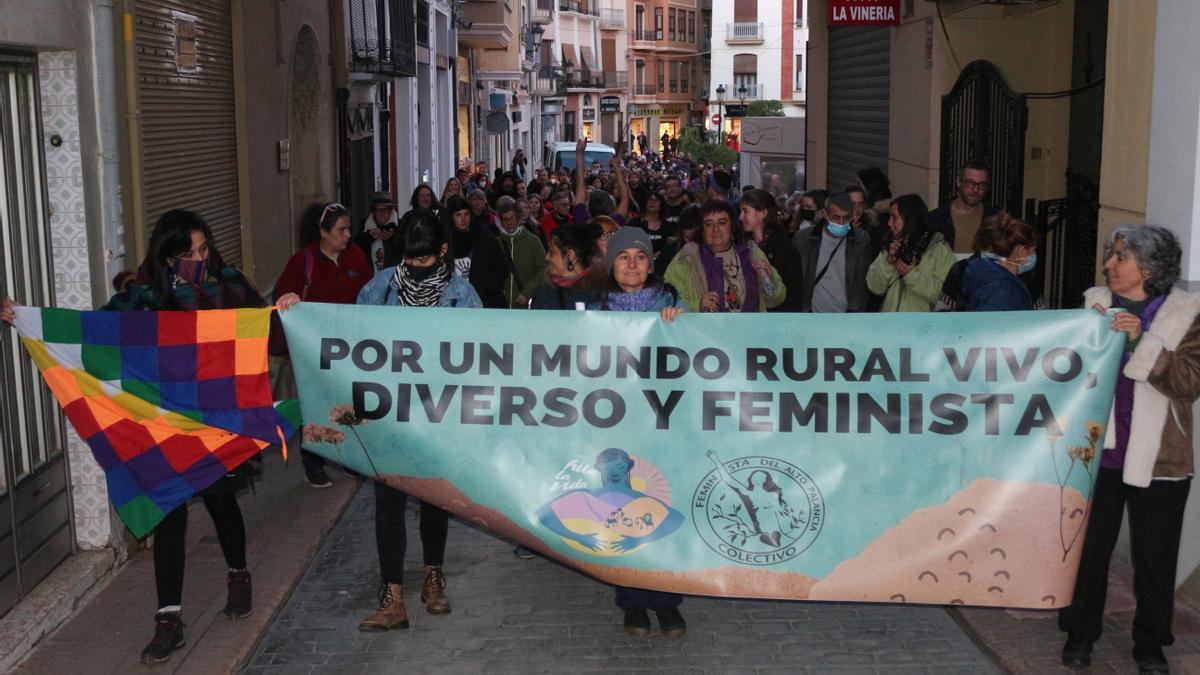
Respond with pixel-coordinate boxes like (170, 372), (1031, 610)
(13, 307), (299, 537)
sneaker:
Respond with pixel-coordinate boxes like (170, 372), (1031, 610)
(140, 612), (186, 664)
(513, 546), (537, 560)
(304, 468), (333, 488)
(223, 570), (253, 619)
(623, 608), (651, 637)
(655, 606), (687, 638)
(1061, 633), (1093, 667)
(1133, 644), (1170, 674)
(420, 565), (452, 614)
(359, 583), (409, 631)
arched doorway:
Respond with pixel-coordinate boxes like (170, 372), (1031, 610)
(289, 26), (323, 250)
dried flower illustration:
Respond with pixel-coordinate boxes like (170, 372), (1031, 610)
(329, 404), (381, 478)
(1050, 420), (1104, 561)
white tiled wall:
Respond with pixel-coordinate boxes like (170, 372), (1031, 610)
(39, 51), (112, 550)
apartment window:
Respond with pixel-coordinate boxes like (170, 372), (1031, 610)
(733, 53), (758, 98)
(688, 11), (696, 43)
(657, 65), (664, 93)
(635, 5), (645, 40)
(654, 8), (663, 40)
(564, 110), (576, 142)
(794, 54), (804, 90)
(681, 61), (689, 92)
(796, 0), (805, 26)
(733, 0), (757, 22)
(668, 8), (676, 41)
(669, 62), (677, 92)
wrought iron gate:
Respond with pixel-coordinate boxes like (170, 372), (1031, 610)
(939, 61), (1028, 216)
(1037, 171), (1100, 309)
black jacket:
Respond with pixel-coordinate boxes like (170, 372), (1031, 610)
(759, 234), (804, 313)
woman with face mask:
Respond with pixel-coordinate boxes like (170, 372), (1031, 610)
(959, 213), (1039, 311)
(9, 210), (298, 664)
(350, 214), (482, 632)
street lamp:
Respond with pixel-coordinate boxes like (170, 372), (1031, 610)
(715, 83), (726, 144)
(525, 24), (544, 61)
(735, 84), (748, 143)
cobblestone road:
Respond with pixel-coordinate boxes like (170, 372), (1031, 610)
(244, 484), (1000, 674)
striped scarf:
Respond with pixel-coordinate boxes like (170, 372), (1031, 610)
(390, 262), (450, 307)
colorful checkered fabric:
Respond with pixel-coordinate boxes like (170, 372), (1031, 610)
(13, 306), (299, 538)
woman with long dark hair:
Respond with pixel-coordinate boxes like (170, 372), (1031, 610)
(397, 185), (440, 240)
(628, 191), (670, 258)
(865, 194), (956, 312)
(739, 189), (803, 312)
(37, 210), (296, 664)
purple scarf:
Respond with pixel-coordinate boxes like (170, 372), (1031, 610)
(1103, 293), (1168, 470)
(699, 242), (759, 312)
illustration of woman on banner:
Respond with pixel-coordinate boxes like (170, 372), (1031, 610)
(707, 450), (804, 547)
(537, 447), (683, 556)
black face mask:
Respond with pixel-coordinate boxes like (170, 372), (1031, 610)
(404, 262), (441, 281)
(799, 208), (816, 222)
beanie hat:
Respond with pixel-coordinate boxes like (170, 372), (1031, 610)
(604, 227), (653, 271)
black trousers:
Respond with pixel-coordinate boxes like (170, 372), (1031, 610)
(153, 488), (247, 609)
(374, 481), (448, 585)
(1059, 467), (1191, 648)
(614, 586), (683, 612)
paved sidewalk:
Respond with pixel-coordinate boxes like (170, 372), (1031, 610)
(952, 563), (1200, 674)
(14, 453), (359, 674)
(244, 484), (999, 674)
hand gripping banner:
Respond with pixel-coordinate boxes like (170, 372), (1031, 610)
(281, 304), (1125, 609)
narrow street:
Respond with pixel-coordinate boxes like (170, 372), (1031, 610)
(244, 484), (998, 674)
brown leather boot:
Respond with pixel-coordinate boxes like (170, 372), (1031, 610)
(358, 583), (409, 631)
(420, 565), (452, 614)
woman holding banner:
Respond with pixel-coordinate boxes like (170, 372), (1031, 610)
(343, 214), (481, 631)
(663, 200), (786, 313)
(1059, 225), (1200, 674)
(4, 210), (299, 664)
(591, 227), (687, 637)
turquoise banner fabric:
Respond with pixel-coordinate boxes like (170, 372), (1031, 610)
(281, 304), (1125, 608)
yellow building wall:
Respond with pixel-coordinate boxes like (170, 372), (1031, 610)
(889, 2), (1075, 208)
(1096, 0), (1156, 282)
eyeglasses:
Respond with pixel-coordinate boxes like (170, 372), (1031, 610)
(320, 202), (346, 225)
(961, 179), (990, 190)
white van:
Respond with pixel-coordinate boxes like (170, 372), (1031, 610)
(544, 141), (616, 172)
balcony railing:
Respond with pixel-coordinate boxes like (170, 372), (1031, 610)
(533, 0), (553, 22)
(632, 83), (657, 96)
(348, 0), (417, 77)
(632, 28), (657, 42)
(600, 8), (624, 29)
(567, 70), (605, 89)
(719, 83), (765, 100)
(726, 22), (765, 43)
(603, 70), (628, 88)
(559, 0), (598, 16)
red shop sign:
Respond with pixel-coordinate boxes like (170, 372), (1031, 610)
(828, 0), (901, 26)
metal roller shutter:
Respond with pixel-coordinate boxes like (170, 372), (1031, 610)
(134, 0), (242, 267)
(826, 26), (890, 193)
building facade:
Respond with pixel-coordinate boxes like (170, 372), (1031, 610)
(708, 0), (808, 142)
(626, 0), (705, 155)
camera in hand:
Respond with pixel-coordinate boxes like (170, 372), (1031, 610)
(896, 228), (935, 266)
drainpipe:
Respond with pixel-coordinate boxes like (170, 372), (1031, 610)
(89, 1), (126, 305)
(119, 0), (146, 266)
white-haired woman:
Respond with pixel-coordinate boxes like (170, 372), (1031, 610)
(1059, 224), (1200, 674)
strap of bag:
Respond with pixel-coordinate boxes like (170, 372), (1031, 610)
(301, 249), (315, 301)
(811, 235), (847, 290)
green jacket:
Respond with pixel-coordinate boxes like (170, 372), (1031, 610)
(865, 233), (956, 312)
(664, 242), (786, 312)
(497, 228), (547, 308)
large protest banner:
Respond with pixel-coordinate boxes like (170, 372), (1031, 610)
(281, 304), (1126, 609)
